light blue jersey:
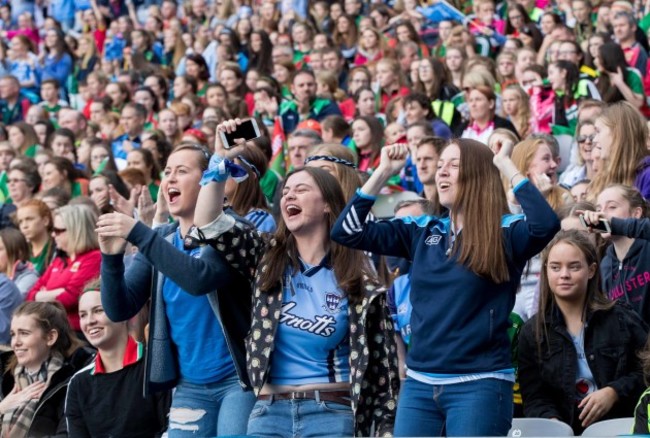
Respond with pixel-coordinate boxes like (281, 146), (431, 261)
(162, 229), (235, 384)
(245, 209), (276, 233)
(268, 258), (351, 385)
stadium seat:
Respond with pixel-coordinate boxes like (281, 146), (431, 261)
(508, 418), (574, 437)
(581, 418), (634, 436)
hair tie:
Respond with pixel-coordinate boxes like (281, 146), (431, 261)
(304, 155), (357, 169)
(237, 155), (261, 178)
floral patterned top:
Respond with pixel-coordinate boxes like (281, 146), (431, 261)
(192, 214), (400, 436)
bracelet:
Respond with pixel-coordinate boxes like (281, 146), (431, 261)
(200, 157), (249, 186)
(510, 172), (522, 187)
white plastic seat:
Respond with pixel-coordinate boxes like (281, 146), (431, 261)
(508, 418), (574, 437)
(581, 417), (634, 437)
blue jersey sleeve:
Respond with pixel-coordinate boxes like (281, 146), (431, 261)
(331, 190), (423, 259)
(507, 180), (561, 262)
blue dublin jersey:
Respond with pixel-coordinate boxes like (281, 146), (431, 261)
(268, 258), (351, 385)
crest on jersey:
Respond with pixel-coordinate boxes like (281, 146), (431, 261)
(324, 293), (342, 313)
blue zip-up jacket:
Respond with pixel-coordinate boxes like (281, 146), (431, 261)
(101, 220), (252, 396)
(331, 179), (560, 374)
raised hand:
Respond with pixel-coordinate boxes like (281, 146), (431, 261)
(108, 184), (136, 216)
(378, 143), (409, 177)
(492, 139), (514, 165)
(215, 119), (246, 157)
(155, 179), (170, 224)
(97, 212), (138, 239)
(137, 188), (155, 227)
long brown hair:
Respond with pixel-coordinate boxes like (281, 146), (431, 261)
(9, 122), (39, 156)
(7, 302), (85, 373)
(534, 230), (613, 354)
(0, 228), (30, 277)
(258, 167), (373, 302)
(589, 102), (649, 200)
(229, 145), (269, 217)
(449, 139), (510, 283)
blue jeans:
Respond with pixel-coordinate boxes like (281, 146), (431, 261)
(247, 397), (354, 438)
(168, 374), (256, 437)
(394, 377), (513, 437)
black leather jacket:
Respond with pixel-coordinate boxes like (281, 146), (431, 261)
(518, 302), (648, 434)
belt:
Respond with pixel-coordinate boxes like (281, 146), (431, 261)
(258, 390), (351, 407)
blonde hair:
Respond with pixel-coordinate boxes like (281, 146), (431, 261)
(512, 138), (572, 210)
(55, 204), (98, 256)
(589, 102), (649, 200)
(502, 85), (531, 138)
(316, 71), (347, 102)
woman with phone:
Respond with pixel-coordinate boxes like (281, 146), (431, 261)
(96, 143), (256, 437)
(518, 230), (647, 434)
(188, 119), (399, 437)
(581, 184), (650, 323)
(330, 139), (559, 436)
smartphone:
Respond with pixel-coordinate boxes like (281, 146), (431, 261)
(219, 119), (261, 149)
(579, 215), (611, 233)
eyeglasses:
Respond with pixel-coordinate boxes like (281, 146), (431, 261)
(509, 15), (523, 20)
(577, 134), (595, 143)
(7, 178), (26, 184)
(558, 50), (577, 56)
(52, 227), (67, 235)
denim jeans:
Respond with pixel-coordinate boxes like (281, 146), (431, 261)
(247, 397), (354, 438)
(168, 374), (256, 437)
(394, 377), (513, 437)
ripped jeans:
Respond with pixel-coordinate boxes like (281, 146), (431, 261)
(168, 374), (256, 437)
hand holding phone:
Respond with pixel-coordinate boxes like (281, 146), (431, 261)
(579, 214), (611, 233)
(218, 118), (261, 150)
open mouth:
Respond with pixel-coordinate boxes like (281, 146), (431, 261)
(286, 204), (302, 218)
(438, 182), (451, 190)
(168, 188), (181, 203)
(87, 328), (102, 337)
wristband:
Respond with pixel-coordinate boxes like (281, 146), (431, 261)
(509, 172), (522, 187)
(200, 155), (249, 186)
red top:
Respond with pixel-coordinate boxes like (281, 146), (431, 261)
(339, 98), (356, 122)
(26, 249), (101, 331)
(93, 337), (143, 374)
(380, 86), (410, 113)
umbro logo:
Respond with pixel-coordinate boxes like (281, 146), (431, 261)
(425, 235), (442, 246)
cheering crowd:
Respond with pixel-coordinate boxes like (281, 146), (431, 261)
(0, 0), (649, 436)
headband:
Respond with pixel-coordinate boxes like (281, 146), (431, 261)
(237, 155), (261, 178)
(304, 155), (357, 169)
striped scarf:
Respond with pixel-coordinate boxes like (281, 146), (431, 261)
(1, 353), (64, 438)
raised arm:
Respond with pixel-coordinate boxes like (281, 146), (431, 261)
(493, 140), (560, 261)
(97, 213), (241, 296)
(332, 144), (426, 259)
(195, 119), (248, 227)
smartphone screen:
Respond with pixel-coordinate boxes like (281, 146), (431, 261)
(222, 119), (260, 149)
